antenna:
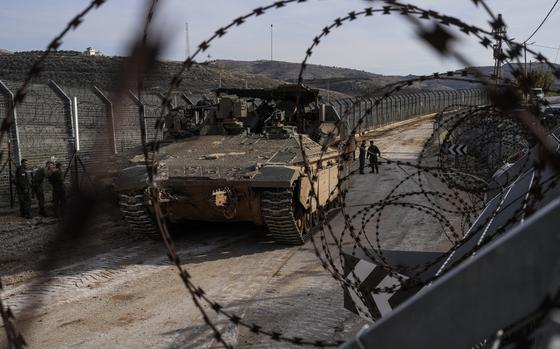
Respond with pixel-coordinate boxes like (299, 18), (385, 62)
(270, 24), (273, 61)
(185, 21), (191, 59)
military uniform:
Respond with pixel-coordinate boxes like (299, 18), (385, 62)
(358, 143), (366, 174)
(32, 167), (48, 216)
(368, 144), (381, 174)
(48, 169), (66, 217)
(14, 166), (32, 218)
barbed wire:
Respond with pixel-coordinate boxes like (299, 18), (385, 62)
(0, 1), (110, 346)
(293, 2), (560, 339)
(151, 0), (559, 344)
(2, 0), (560, 347)
(119, 0), (560, 344)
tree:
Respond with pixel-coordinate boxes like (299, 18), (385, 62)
(512, 68), (554, 93)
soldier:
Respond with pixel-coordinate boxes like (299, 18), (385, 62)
(14, 159), (32, 218)
(32, 160), (52, 217)
(367, 140), (381, 174)
(358, 140), (367, 174)
(48, 162), (66, 217)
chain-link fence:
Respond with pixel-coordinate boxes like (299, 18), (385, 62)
(331, 89), (488, 133)
(0, 79), (188, 208)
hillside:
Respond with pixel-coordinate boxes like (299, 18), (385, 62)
(0, 51), (291, 95)
(215, 59), (406, 96)
(213, 59), (490, 95)
(4, 52), (554, 100)
(214, 59), (391, 81)
(469, 63), (560, 78)
(215, 59), (560, 95)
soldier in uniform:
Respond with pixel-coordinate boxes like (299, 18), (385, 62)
(48, 162), (66, 217)
(32, 160), (52, 217)
(367, 140), (381, 174)
(358, 140), (367, 174)
(14, 159), (32, 218)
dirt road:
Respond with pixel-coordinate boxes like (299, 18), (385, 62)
(0, 118), (452, 348)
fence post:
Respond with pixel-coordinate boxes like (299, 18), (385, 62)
(352, 100), (357, 132)
(406, 94), (413, 117)
(0, 80), (22, 164)
(398, 95), (405, 119)
(333, 100), (342, 120)
(428, 91), (437, 113)
(367, 97), (374, 129)
(437, 91), (445, 110)
(357, 97), (368, 131)
(155, 92), (176, 135)
(0, 80), (21, 208)
(342, 99), (352, 129)
(390, 97), (394, 124)
(92, 86), (117, 154)
(445, 90), (453, 108)
(48, 80), (79, 190)
(72, 97), (80, 152)
(354, 98), (362, 132)
(395, 95), (402, 120)
(128, 90), (148, 146)
(371, 98), (377, 128)
(382, 98), (388, 125)
(48, 80), (74, 139)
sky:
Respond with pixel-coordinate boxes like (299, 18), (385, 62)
(1, 0), (559, 76)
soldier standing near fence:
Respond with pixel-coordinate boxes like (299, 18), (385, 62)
(14, 159), (32, 218)
(32, 160), (52, 217)
(48, 162), (66, 218)
(359, 140), (367, 174)
(368, 140), (381, 174)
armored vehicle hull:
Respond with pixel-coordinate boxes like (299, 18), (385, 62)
(114, 132), (349, 244)
(113, 84), (352, 244)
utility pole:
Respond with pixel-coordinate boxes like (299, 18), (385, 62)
(524, 42), (527, 78)
(185, 21), (191, 59)
(270, 24), (273, 61)
(523, 41), (536, 101)
(492, 14), (506, 83)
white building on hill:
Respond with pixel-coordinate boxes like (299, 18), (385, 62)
(84, 47), (103, 56)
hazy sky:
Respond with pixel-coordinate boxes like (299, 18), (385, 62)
(1, 0), (559, 75)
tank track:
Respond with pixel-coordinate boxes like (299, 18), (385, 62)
(117, 192), (161, 239)
(261, 188), (310, 245)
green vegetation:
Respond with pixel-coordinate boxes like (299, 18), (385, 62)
(512, 68), (555, 93)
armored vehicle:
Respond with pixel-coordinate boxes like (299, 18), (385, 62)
(114, 84), (351, 244)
